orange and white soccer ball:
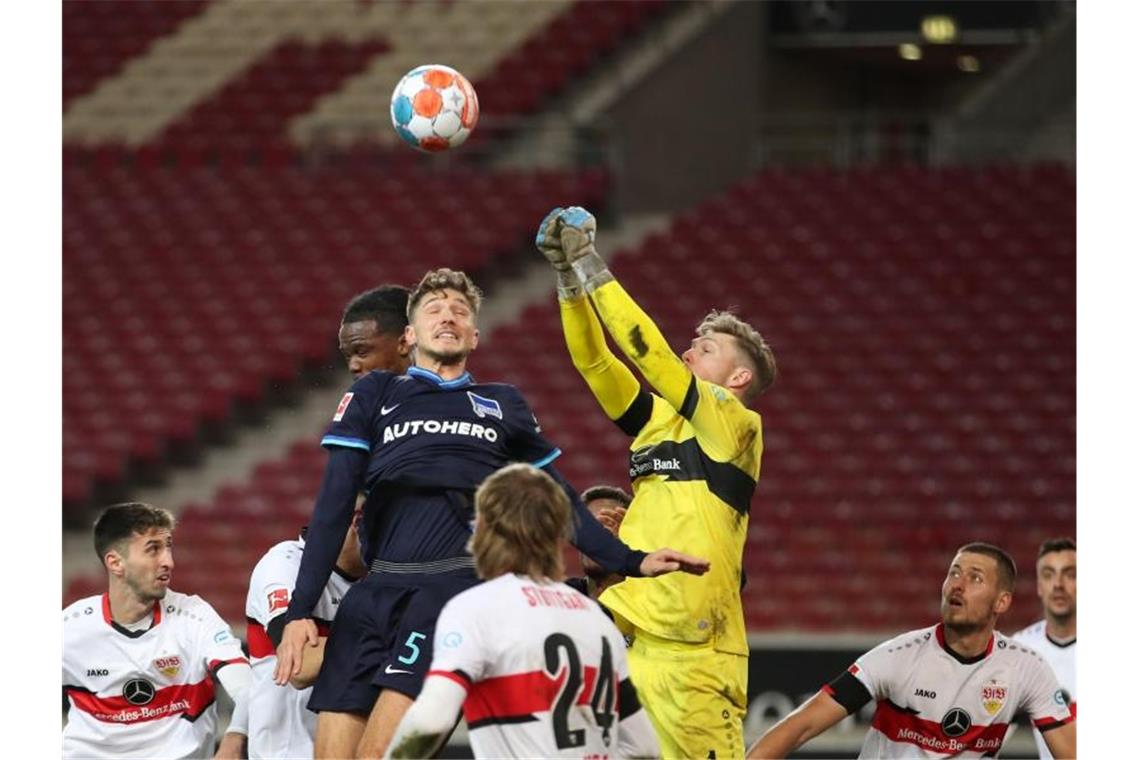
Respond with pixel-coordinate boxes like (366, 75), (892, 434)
(390, 64), (479, 152)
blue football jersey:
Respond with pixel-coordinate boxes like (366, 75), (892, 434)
(322, 366), (561, 565)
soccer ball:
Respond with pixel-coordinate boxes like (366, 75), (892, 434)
(390, 64), (479, 153)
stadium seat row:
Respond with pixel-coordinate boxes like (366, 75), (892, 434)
(64, 163), (1073, 632)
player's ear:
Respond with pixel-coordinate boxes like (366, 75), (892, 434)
(104, 549), (125, 578)
(403, 324), (417, 348)
(471, 328), (479, 350)
(993, 590), (1012, 616)
(397, 332), (411, 356)
(728, 366), (753, 395)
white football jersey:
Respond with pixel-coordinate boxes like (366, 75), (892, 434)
(62, 590), (248, 759)
(1013, 621), (1076, 760)
(827, 624), (1072, 758)
(427, 574), (638, 758)
(244, 537), (355, 760)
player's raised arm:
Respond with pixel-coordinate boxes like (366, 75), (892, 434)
(552, 207), (693, 409)
(536, 208), (645, 426)
(542, 207), (775, 463)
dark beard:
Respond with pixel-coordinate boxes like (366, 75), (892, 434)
(126, 576), (165, 604)
(942, 616), (987, 637)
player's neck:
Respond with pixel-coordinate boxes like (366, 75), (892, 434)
(1045, 614), (1076, 642)
(107, 582), (155, 625)
(941, 623), (993, 659)
(414, 357), (468, 381)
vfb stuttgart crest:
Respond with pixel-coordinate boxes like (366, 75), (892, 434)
(980, 679), (1008, 716)
(154, 655), (182, 678)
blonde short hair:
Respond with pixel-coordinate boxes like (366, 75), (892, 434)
(407, 268), (483, 319)
(471, 464), (572, 581)
(697, 310), (777, 402)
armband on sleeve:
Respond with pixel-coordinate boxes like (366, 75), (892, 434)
(823, 670), (872, 715)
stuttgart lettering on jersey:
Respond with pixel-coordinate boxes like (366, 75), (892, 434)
(381, 418), (499, 444)
(520, 586), (591, 611)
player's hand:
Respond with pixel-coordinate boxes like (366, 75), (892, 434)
(582, 507), (626, 578)
(639, 548), (710, 577)
(594, 506), (626, 535)
(535, 207), (570, 271)
(273, 618), (319, 685)
(213, 731), (246, 759)
(558, 206), (598, 265)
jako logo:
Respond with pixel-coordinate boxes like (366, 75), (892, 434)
(914, 688), (937, 699)
(87, 668), (109, 677)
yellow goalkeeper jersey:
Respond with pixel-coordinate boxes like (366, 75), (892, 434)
(559, 280), (762, 657)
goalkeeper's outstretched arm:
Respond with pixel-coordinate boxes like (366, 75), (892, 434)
(537, 206), (644, 423)
(555, 207), (696, 413)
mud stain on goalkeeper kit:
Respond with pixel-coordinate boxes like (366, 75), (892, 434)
(628, 325), (649, 358)
(710, 601), (728, 639)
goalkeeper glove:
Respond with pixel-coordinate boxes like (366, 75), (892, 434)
(536, 206), (583, 299)
(559, 206), (613, 292)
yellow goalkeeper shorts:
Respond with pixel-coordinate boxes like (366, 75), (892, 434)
(626, 628), (748, 760)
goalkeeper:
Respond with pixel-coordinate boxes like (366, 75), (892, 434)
(535, 207), (777, 759)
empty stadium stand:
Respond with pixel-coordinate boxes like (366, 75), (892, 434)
(62, 0), (1074, 639)
(63, 0), (207, 108)
(62, 161), (608, 509)
(62, 0), (673, 511)
(65, 162), (1075, 635)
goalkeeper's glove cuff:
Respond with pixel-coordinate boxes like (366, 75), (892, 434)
(570, 251), (614, 293)
(556, 270), (584, 301)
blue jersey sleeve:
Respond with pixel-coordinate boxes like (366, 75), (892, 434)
(498, 386), (644, 575)
(321, 372), (390, 453)
(284, 446), (369, 623)
(501, 386), (562, 468)
(543, 464), (647, 578)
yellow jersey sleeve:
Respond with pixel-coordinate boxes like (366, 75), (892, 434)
(559, 293), (642, 423)
(589, 279), (759, 462)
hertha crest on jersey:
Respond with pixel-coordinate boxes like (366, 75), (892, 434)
(467, 391), (502, 420)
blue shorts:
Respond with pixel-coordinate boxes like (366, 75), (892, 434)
(308, 567), (480, 715)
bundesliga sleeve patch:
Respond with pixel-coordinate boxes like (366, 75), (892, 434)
(333, 392), (354, 421)
(267, 588), (290, 614)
